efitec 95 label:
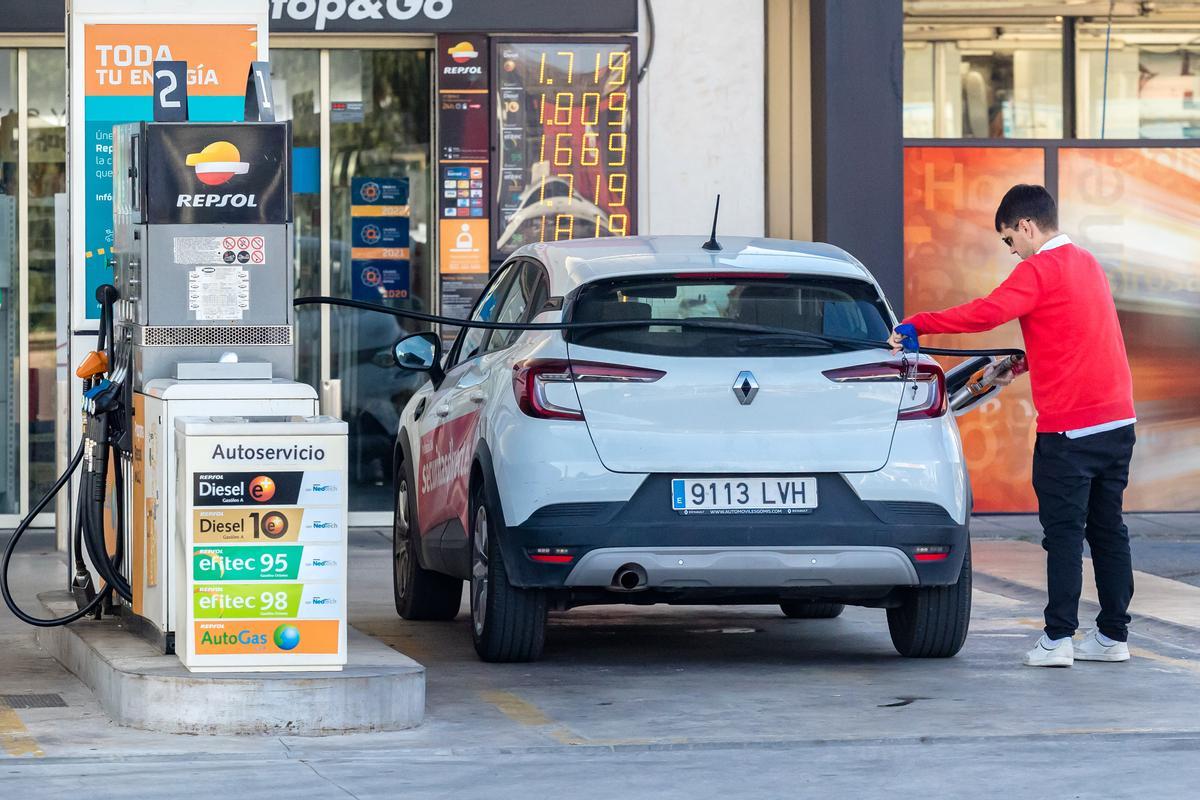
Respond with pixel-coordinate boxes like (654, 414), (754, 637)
(192, 545), (342, 582)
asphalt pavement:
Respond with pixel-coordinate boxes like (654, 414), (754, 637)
(1, 516), (1198, 799)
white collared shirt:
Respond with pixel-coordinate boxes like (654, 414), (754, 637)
(1034, 233), (1137, 438)
(1036, 233), (1072, 254)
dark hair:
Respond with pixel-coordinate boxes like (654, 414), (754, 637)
(994, 184), (1058, 233)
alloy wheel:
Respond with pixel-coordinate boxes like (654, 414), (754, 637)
(471, 504), (489, 636)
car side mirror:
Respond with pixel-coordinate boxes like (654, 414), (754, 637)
(393, 332), (445, 386)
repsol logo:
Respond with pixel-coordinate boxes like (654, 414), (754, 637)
(443, 66), (482, 75)
(177, 193), (259, 208)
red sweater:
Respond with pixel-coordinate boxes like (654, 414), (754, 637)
(904, 242), (1135, 433)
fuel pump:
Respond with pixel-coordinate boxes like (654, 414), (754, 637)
(2, 117), (320, 652)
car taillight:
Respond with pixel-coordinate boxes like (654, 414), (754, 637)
(822, 360), (947, 421)
(513, 359), (665, 421)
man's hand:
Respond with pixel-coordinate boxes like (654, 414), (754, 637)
(984, 363), (1018, 387)
(887, 331), (905, 355)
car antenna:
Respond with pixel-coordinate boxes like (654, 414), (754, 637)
(701, 195), (722, 252)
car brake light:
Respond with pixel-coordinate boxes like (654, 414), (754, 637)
(822, 361), (947, 421)
(513, 359), (665, 421)
(897, 362), (947, 420)
(913, 545), (950, 562)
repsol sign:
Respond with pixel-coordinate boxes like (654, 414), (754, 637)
(177, 194), (259, 208)
(143, 122), (291, 225)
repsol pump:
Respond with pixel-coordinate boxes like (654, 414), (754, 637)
(1, 76), (320, 650)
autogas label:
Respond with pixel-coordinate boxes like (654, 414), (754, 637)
(192, 470), (343, 507)
(191, 506), (342, 543)
(192, 583), (344, 619)
(193, 620), (340, 655)
(192, 545), (341, 582)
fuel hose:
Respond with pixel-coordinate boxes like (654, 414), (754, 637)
(294, 296), (1026, 359)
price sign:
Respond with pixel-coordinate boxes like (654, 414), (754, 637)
(493, 39), (636, 256)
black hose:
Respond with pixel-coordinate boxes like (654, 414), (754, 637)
(0, 443), (114, 627)
(637, 0), (655, 83)
(293, 295), (1026, 359)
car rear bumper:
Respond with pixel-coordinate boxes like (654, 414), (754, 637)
(563, 546), (919, 589)
(499, 475), (969, 591)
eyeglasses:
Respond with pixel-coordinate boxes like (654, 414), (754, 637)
(1000, 218), (1030, 249)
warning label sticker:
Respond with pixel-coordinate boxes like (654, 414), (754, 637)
(175, 236), (266, 267)
(188, 267), (250, 321)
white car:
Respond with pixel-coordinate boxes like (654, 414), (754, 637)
(389, 236), (996, 662)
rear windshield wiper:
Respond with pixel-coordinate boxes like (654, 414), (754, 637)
(735, 333), (861, 351)
(736, 335), (833, 349)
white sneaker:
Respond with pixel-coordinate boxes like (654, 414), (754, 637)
(1074, 630), (1131, 662)
(1023, 635), (1074, 667)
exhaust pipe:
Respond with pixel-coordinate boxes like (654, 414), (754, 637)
(611, 563), (648, 591)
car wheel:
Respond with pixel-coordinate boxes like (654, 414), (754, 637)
(393, 468), (462, 620)
(887, 541), (972, 658)
(779, 600), (845, 619)
(470, 481), (547, 663)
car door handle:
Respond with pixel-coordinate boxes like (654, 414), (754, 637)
(435, 403), (451, 417)
(456, 373), (487, 389)
(469, 391), (485, 404)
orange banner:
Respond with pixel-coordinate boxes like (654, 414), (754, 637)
(903, 147), (1044, 512)
(193, 620), (340, 655)
(84, 24), (258, 96)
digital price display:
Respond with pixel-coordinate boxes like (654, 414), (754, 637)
(493, 39), (637, 256)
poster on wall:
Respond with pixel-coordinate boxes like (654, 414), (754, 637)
(350, 177), (410, 302)
(903, 145), (1200, 512)
(903, 147), (1045, 513)
(72, 18), (266, 323)
(1059, 148), (1200, 512)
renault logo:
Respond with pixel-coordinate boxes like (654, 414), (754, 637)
(733, 371), (759, 405)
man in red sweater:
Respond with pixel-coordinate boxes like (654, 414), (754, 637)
(890, 184), (1137, 668)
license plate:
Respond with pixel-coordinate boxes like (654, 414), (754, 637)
(671, 477), (818, 514)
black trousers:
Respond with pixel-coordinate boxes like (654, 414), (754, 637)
(1031, 424), (1136, 642)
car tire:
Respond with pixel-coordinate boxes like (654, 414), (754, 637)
(393, 467), (462, 621)
(887, 542), (972, 658)
(779, 600), (845, 619)
(470, 481), (547, 663)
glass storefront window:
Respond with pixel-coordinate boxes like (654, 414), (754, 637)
(27, 48), (65, 503)
(1077, 25), (1200, 138)
(270, 50), (321, 393)
(328, 49), (432, 512)
(904, 23), (1062, 138)
(0, 50), (15, 514)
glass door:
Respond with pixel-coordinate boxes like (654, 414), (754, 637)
(0, 50), (15, 517)
(327, 48), (433, 515)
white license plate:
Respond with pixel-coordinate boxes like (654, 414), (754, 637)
(671, 477), (818, 513)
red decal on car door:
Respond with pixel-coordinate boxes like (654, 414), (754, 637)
(416, 409), (482, 536)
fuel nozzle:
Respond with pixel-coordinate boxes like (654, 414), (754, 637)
(75, 350), (109, 380)
(965, 354), (1028, 398)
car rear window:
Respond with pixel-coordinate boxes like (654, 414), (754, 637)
(566, 275), (894, 357)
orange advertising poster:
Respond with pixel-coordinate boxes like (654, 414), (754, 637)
(905, 146), (1200, 512)
(440, 219), (490, 274)
(903, 147), (1044, 512)
(84, 24), (259, 96)
(1059, 148), (1200, 511)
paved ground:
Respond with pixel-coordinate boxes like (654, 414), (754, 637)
(1, 515), (1198, 798)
